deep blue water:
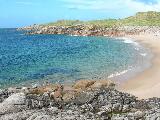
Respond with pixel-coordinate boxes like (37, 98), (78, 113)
(0, 28), (149, 88)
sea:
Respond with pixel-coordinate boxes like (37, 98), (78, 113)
(0, 28), (152, 88)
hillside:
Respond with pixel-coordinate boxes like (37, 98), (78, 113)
(122, 11), (160, 26)
(44, 11), (160, 27)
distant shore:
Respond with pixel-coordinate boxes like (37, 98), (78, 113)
(119, 34), (160, 99)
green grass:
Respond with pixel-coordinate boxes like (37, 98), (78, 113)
(43, 11), (160, 27)
(85, 19), (119, 28)
(120, 11), (160, 26)
(45, 20), (83, 26)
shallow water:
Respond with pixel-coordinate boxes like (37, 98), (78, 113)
(0, 28), (151, 88)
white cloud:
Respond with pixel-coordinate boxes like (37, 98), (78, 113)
(61, 0), (160, 12)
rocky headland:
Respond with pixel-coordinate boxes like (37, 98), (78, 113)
(0, 80), (160, 120)
(18, 11), (160, 37)
(18, 25), (160, 37)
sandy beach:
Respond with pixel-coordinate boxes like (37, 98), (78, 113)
(119, 34), (160, 99)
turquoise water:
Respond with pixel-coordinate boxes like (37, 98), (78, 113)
(0, 28), (150, 88)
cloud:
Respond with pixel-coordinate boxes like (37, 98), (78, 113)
(61, 0), (160, 12)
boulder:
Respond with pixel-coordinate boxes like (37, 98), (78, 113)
(0, 93), (26, 115)
(73, 80), (96, 90)
(29, 84), (59, 95)
(49, 84), (63, 101)
(90, 80), (115, 89)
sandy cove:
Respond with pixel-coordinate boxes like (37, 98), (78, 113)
(119, 34), (160, 99)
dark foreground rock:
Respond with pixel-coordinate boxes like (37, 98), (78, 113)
(0, 80), (160, 120)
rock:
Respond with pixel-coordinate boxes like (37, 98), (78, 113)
(112, 103), (122, 112)
(90, 80), (115, 89)
(80, 104), (94, 113)
(26, 112), (46, 120)
(32, 115), (52, 120)
(5, 93), (26, 105)
(134, 111), (145, 119)
(50, 84), (63, 101)
(0, 93), (26, 115)
(51, 91), (62, 101)
(0, 110), (36, 120)
(73, 80), (96, 90)
(7, 87), (21, 93)
(62, 91), (75, 102)
(29, 84), (58, 95)
(21, 87), (30, 93)
(48, 107), (59, 113)
(32, 83), (41, 89)
(0, 89), (9, 103)
(122, 105), (130, 112)
(0, 89), (3, 95)
(18, 24), (160, 37)
(100, 104), (112, 113)
(25, 93), (52, 109)
(97, 111), (108, 117)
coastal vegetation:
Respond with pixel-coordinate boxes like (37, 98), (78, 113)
(45, 11), (160, 27)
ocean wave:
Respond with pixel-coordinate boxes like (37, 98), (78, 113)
(108, 67), (132, 78)
(135, 47), (140, 51)
(123, 38), (139, 46)
(140, 53), (147, 56)
(115, 37), (140, 46)
(71, 34), (79, 36)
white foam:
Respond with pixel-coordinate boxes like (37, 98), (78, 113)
(70, 34), (78, 36)
(140, 53), (147, 56)
(108, 67), (133, 79)
(104, 35), (109, 37)
(108, 70), (128, 78)
(73, 35), (78, 36)
(123, 38), (139, 46)
(135, 47), (140, 51)
(115, 37), (140, 47)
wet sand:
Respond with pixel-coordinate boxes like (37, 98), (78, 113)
(119, 34), (160, 99)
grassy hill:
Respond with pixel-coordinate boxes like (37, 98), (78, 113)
(44, 11), (160, 27)
(46, 20), (83, 26)
(121, 11), (160, 26)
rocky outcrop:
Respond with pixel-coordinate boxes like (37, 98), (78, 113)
(0, 80), (160, 120)
(18, 24), (160, 37)
(0, 93), (26, 115)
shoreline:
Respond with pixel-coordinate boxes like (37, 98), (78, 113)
(118, 34), (160, 99)
(108, 36), (153, 83)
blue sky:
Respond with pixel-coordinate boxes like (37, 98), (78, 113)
(0, 0), (160, 28)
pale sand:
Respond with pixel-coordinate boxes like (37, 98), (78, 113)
(118, 34), (160, 99)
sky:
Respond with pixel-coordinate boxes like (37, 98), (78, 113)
(0, 0), (160, 28)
